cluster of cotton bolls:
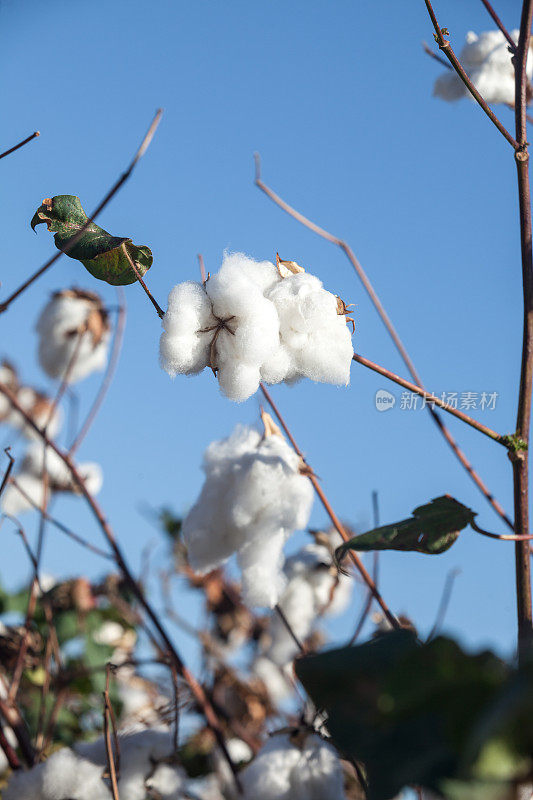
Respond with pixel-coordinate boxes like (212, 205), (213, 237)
(240, 731), (347, 800)
(182, 417), (314, 608)
(36, 288), (111, 383)
(1, 441), (103, 516)
(0, 361), (62, 440)
(434, 29), (533, 106)
(4, 729), (188, 800)
(160, 252), (354, 402)
(253, 533), (352, 703)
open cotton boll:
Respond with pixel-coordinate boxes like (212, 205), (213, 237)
(160, 281), (215, 376)
(221, 251), (280, 294)
(1, 472), (46, 515)
(183, 423), (314, 607)
(6, 386), (62, 441)
(4, 747), (110, 800)
(241, 732), (346, 800)
(36, 289), (111, 383)
(252, 656), (293, 704)
(145, 763), (187, 799)
(434, 29), (532, 106)
(0, 362), (18, 421)
(263, 273), (353, 386)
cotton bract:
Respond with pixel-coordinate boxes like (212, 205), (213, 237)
(241, 732), (346, 800)
(160, 252), (354, 402)
(434, 30), (533, 105)
(36, 289), (111, 383)
(182, 423), (314, 607)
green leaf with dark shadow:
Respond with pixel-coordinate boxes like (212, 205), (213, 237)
(31, 195), (152, 286)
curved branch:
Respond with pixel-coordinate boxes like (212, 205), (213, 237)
(0, 131), (39, 161)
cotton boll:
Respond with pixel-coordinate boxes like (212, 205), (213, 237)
(0, 362), (18, 421)
(146, 763), (187, 799)
(160, 281), (215, 376)
(434, 29), (532, 106)
(6, 386), (63, 441)
(241, 733), (346, 800)
(76, 462), (103, 496)
(222, 251), (280, 294)
(186, 774), (226, 800)
(36, 289), (111, 383)
(1, 472), (45, 515)
(183, 424), (314, 608)
(216, 360), (263, 403)
(252, 656), (293, 704)
(4, 747), (110, 800)
(265, 273), (353, 387)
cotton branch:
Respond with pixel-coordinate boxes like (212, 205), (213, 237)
(254, 154), (514, 531)
(478, 0), (517, 51)
(352, 353), (506, 445)
(0, 109), (162, 314)
(0, 380), (241, 790)
(423, 0), (518, 147)
(0, 131), (39, 161)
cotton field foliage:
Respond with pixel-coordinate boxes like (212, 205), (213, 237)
(434, 29), (533, 105)
(36, 288), (111, 383)
(160, 252), (354, 401)
(182, 418), (314, 608)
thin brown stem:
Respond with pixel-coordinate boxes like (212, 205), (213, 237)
(352, 353), (506, 444)
(0, 696), (36, 767)
(254, 155), (514, 531)
(0, 447), (14, 499)
(70, 289), (127, 454)
(259, 383), (399, 629)
(120, 244), (165, 319)
(0, 380), (241, 792)
(471, 519), (533, 541)
(479, 0), (516, 52)
(198, 253), (207, 283)
(103, 666), (120, 800)
(423, 0), (518, 147)
(275, 604), (306, 653)
(0, 110), (162, 314)
(513, 0), (533, 662)
(0, 726), (21, 770)
(0, 131), (39, 160)
(427, 569), (461, 640)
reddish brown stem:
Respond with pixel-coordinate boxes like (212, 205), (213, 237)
(479, 0), (516, 51)
(0, 131), (39, 160)
(512, 0), (533, 662)
(0, 448), (14, 499)
(120, 244), (164, 319)
(254, 154), (514, 531)
(0, 726), (21, 770)
(471, 520), (533, 541)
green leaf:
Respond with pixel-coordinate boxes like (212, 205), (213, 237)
(336, 495), (475, 558)
(295, 633), (533, 800)
(31, 195), (152, 286)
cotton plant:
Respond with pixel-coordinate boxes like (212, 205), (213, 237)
(160, 251), (354, 402)
(240, 730), (347, 800)
(182, 414), (314, 608)
(1, 441), (102, 515)
(4, 730), (186, 800)
(434, 29), (533, 105)
(0, 361), (62, 440)
(36, 288), (111, 383)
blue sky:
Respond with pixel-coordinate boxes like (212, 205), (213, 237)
(0, 0), (527, 664)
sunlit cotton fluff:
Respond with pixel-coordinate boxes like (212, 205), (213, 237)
(0, 376), (62, 441)
(160, 254), (280, 402)
(262, 543), (352, 667)
(36, 289), (111, 383)
(434, 30), (533, 105)
(1, 442), (103, 515)
(261, 272), (354, 386)
(4, 747), (110, 800)
(240, 732), (347, 800)
(182, 424), (314, 607)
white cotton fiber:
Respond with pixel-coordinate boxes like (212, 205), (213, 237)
(262, 273), (353, 386)
(252, 656), (293, 704)
(434, 29), (532, 106)
(4, 747), (110, 800)
(77, 728), (176, 800)
(160, 252), (354, 402)
(261, 543), (352, 667)
(146, 763), (187, 799)
(241, 732), (346, 800)
(36, 289), (111, 383)
(1, 472), (46, 516)
(182, 424), (314, 608)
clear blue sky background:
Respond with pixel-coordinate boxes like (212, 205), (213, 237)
(0, 0), (527, 664)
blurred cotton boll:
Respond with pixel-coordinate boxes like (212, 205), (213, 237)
(36, 288), (111, 383)
(182, 419), (314, 608)
(4, 747), (110, 800)
(434, 29), (533, 106)
(241, 731), (347, 800)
